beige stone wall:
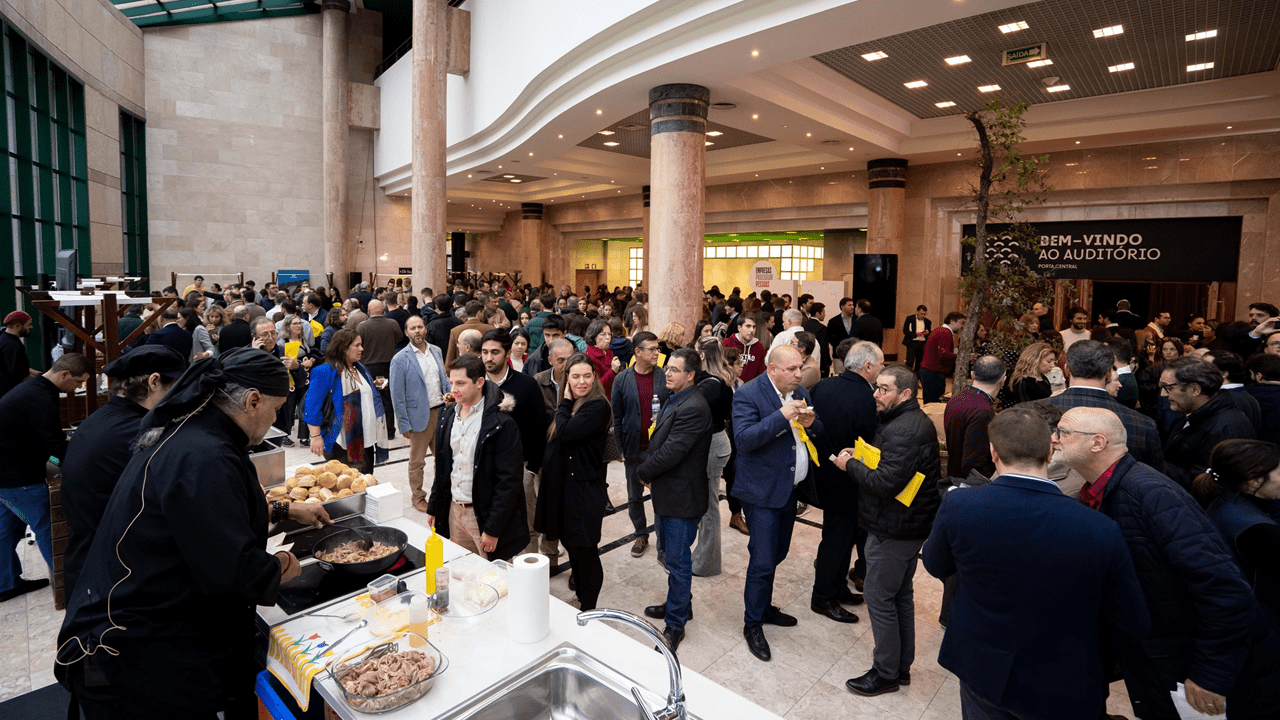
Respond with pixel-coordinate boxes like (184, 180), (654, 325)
(2, 0), (146, 274)
(144, 16), (328, 283)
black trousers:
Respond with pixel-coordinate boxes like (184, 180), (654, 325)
(812, 507), (859, 603)
(325, 444), (375, 474)
(67, 655), (250, 720)
(904, 341), (926, 373)
(564, 544), (603, 610)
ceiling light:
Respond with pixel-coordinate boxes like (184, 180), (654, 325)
(557, 134), (563, 139)
(1046, 84), (1070, 92)
(805, 132), (812, 137)
(999, 21), (1029, 34)
(1227, 125), (1233, 129)
(510, 179), (522, 183)
(1186, 29), (1217, 41)
(751, 114), (758, 119)
(467, 174), (471, 178)
(935, 101), (956, 108)
(1109, 62), (1135, 72)
(1093, 24), (1123, 38)
(598, 130), (615, 135)
(503, 174), (515, 178)
(848, 147), (854, 151)
(904, 80), (928, 88)
(1026, 59), (1053, 68)
(603, 141), (620, 146)
(528, 152), (534, 156)
(751, 50), (759, 57)
(978, 84), (1001, 93)
(944, 55), (971, 65)
(705, 141), (714, 146)
(706, 131), (723, 137)
(861, 51), (888, 61)
(595, 109), (603, 115)
(1187, 62), (1214, 72)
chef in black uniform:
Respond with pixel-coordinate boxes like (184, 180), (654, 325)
(61, 345), (186, 598)
(56, 348), (329, 719)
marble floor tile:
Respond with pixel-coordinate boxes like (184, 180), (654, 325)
(701, 638), (819, 717)
(0, 610), (32, 701)
(785, 678), (908, 720)
(822, 632), (948, 720)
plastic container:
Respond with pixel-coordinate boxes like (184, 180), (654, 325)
(366, 590), (433, 637)
(328, 633), (448, 715)
(366, 574), (399, 604)
(433, 581), (498, 636)
(408, 595), (431, 647)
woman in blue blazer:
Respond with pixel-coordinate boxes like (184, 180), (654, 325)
(304, 328), (388, 473)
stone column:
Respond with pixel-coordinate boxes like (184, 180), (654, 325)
(520, 203), (545, 286)
(412, 0), (449, 293)
(866, 158), (907, 353)
(322, 1), (350, 290)
(641, 185), (651, 292)
(648, 84), (707, 337)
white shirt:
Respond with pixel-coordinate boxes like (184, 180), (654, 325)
(449, 402), (485, 502)
(336, 371), (378, 450)
(1001, 472), (1062, 492)
(769, 377), (808, 485)
(1061, 328), (1091, 352)
(412, 342), (444, 407)
(769, 326), (801, 354)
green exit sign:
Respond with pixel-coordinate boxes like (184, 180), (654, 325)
(1002, 42), (1048, 66)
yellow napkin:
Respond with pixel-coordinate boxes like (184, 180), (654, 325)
(284, 341), (301, 391)
(854, 437), (881, 469)
(791, 419), (819, 466)
(895, 472), (927, 507)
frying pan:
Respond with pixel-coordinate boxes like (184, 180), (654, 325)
(312, 526), (409, 575)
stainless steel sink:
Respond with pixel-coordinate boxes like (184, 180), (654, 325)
(435, 642), (703, 720)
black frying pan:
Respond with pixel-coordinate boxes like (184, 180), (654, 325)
(312, 526), (409, 575)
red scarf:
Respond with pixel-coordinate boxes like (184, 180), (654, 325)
(1079, 459), (1121, 510)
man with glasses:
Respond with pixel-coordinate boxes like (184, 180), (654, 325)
(612, 331), (669, 559)
(834, 365), (941, 696)
(1054, 407), (1280, 719)
(251, 317), (304, 441)
(1159, 358), (1255, 489)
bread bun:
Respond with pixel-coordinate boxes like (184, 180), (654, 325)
(285, 477), (299, 490)
(324, 460), (346, 475)
(336, 475), (353, 491)
(298, 476), (316, 488)
(307, 486), (322, 497)
(289, 487), (309, 501)
(304, 497), (322, 504)
(317, 472), (338, 489)
(297, 466), (317, 476)
(336, 488), (353, 498)
(362, 474), (378, 487)
(351, 478), (368, 493)
(319, 488), (336, 501)
(266, 486), (289, 500)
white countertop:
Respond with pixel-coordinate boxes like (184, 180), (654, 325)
(269, 515), (780, 720)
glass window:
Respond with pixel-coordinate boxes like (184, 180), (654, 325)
(781, 258), (792, 272)
(770, 245), (782, 257)
(120, 111), (147, 279)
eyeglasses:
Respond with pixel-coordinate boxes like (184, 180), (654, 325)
(1158, 381), (1184, 392)
(637, 345), (660, 353)
(873, 385), (897, 394)
(1055, 427), (1099, 438)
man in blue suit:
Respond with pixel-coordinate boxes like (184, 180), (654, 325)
(923, 406), (1149, 719)
(730, 344), (822, 662)
(390, 315), (450, 513)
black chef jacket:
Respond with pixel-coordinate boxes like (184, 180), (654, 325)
(61, 395), (147, 597)
(0, 331), (30, 398)
(56, 406), (281, 713)
(0, 375), (65, 488)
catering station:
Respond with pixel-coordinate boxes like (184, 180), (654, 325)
(254, 459), (779, 720)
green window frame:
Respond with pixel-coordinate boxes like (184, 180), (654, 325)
(120, 111), (148, 281)
(0, 23), (91, 334)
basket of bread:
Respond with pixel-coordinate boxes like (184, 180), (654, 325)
(262, 460), (380, 505)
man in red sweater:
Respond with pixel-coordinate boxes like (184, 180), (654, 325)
(920, 312), (965, 404)
(724, 313), (765, 382)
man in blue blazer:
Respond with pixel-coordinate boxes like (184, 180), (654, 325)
(923, 406), (1149, 720)
(390, 315), (450, 512)
(730, 344), (822, 662)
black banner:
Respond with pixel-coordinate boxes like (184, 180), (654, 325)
(961, 216), (1241, 282)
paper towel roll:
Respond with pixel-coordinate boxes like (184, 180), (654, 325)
(506, 552), (550, 644)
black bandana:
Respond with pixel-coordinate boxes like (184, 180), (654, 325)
(143, 348), (290, 429)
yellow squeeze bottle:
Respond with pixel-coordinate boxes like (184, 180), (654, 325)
(424, 526), (444, 594)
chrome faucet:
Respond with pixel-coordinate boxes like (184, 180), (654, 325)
(576, 608), (687, 720)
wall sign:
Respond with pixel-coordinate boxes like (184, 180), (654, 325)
(398, 267), (412, 275)
(750, 261), (777, 292)
(961, 216), (1241, 283)
(1002, 42), (1048, 66)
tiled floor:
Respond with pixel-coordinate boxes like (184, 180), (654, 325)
(2, 436), (1135, 718)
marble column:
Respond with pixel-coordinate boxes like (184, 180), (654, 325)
(520, 203), (545, 287)
(866, 158), (907, 353)
(322, 0), (350, 290)
(412, 0), (449, 293)
(641, 185), (651, 292)
(648, 84), (707, 337)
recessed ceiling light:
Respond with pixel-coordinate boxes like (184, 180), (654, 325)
(705, 141), (714, 146)
(904, 80), (928, 89)
(935, 101), (956, 108)
(595, 109), (603, 115)
(1026, 59), (1053, 68)
(602, 141), (620, 146)
(751, 114), (759, 119)
(706, 131), (723, 137)
(751, 50), (759, 57)
(999, 21), (1029, 34)
(598, 130), (615, 135)
(503, 174), (515, 178)
(510, 179), (522, 183)
(1075, 141), (1081, 144)
(1046, 84), (1070, 93)
(557, 134), (563, 139)
(528, 152), (534, 156)
(848, 147), (854, 151)
(944, 55), (971, 65)
(1108, 62), (1135, 72)
(805, 132), (812, 137)
(1187, 62), (1214, 72)
(467, 174), (471, 178)
(978, 84), (1001, 93)
(1186, 29), (1217, 41)
(861, 51), (888, 61)
(1227, 125), (1233, 129)
(1093, 24), (1123, 38)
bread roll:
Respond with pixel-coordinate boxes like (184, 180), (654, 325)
(304, 497), (322, 504)
(294, 466), (315, 476)
(351, 478), (368, 493)
(336, 488), (353, 498)
(266, 486), (289, 500)
(336, 475), (353, 491)
(319, 488), (336, 501)
(361, 474), (378, 487)
(308, 487), (322, 498)
(290, 487), (309, 501)
(317, 472), (338, 489)
(285, 477), (299, 490)
(324, 460), (346, 475)
(298, 476), (316, 488)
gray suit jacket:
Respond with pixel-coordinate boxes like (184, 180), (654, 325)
(389, 343), (450, 434)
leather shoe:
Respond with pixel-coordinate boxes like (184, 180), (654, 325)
(897, 670), (910, 686)
(729, 513), (749, 536)
(568, 573), (576, 591)
(644, 604), (692, 620)
(743, 625), (771, 661)
(845, 668), (900, 696)
(838, 589), (866, 606)
(847, 568), (865, 591)
(762, 605), (798, 627)
(662, 626), (684, 654)
(811, 600), (860, 623)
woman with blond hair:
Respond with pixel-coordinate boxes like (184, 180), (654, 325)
(1006, 342), (1057, 405)
(657, 322), (687, 358)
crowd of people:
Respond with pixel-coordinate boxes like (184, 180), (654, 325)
(0, 273), (1278, 719)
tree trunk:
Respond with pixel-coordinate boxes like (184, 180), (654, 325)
(953, 113), (994, 396)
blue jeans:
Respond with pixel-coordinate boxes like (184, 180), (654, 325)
(740, 487), (797, 627)
(0, 484), (54, 592)
(655, 515), (698, 631)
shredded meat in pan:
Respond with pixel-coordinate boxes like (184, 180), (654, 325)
(317, 540), (398, 563)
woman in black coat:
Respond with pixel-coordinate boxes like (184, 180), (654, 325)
(535, 352), (612, 609)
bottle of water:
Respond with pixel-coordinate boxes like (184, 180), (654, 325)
(651, 394), (662, 428)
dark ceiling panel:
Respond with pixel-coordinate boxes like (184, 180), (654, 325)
(576, 109), (774, 159)
(813, 0), (1280, 119)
